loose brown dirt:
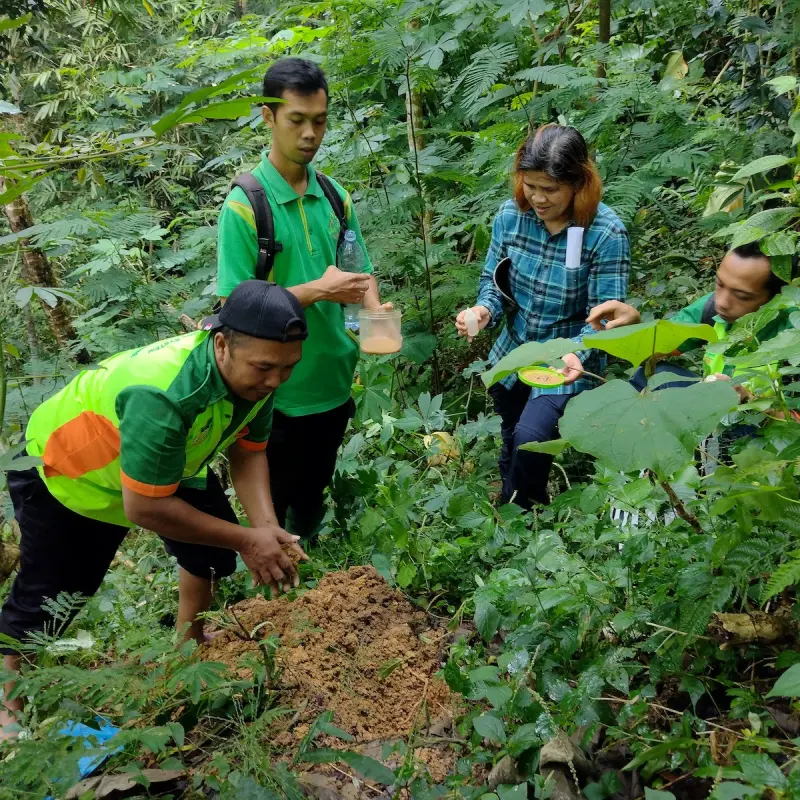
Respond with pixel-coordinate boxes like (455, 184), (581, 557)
(205, 565), (460, 789)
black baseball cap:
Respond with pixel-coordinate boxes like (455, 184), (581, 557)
(202, 281), (308, 342)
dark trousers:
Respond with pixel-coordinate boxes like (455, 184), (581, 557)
(266, 398), (354, 537)
(629, 362), (698, 392)
(489, 382), (571, 509)
(0, 468), (238, 655)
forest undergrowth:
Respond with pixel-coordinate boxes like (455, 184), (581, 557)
(1, 0), (800, 797)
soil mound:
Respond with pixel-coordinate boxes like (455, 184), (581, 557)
(205, 566), (455, 746)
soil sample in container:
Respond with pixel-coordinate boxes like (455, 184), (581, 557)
(359, 309), (402, 355)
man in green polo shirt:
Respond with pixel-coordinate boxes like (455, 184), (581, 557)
(217, 57), (389, 537)
(588, 243), (793, 395)
(1, 282), (308, 739)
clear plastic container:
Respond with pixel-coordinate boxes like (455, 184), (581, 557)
(359, 309), (403, 355)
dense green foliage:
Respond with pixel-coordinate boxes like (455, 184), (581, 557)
(1, 0), (800, 797)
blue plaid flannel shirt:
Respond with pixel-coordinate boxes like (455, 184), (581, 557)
(476, 200), (630, 396)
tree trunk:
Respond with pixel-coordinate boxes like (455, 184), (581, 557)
(597, 0), (611, 78)
(0, 178), (89, 362)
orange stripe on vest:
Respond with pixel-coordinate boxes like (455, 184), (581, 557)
(42, 411), (121, 479)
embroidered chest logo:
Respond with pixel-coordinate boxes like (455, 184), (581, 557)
(190, 418), (213, 446)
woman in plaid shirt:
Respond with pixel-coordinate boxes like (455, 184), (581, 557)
(456, 125), (631, 508)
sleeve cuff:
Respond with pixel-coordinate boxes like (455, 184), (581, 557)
(121, 471), (179, 498)
(477, 293), (504, 329)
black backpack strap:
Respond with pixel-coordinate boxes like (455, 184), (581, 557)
(315, 172), (348, 259)
(231, 173), (281, 281)
(700, 294), (717, 326)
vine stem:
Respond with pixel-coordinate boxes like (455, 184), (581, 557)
(404, 54), (441, 394)
(659, 478), (703, 534)
(0, 323), (7, 434)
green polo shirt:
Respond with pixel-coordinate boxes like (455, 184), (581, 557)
(217, 154), (374, 417)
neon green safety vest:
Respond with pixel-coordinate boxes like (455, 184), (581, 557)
(25, 331), (273, 527)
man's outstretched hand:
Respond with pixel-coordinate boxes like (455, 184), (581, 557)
(238, 526), (309, 597)
(586, 300), (641, 331)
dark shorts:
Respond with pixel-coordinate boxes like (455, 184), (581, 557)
(0, 468), (238, 655)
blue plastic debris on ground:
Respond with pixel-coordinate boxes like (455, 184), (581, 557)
(44, 718), (120, 799)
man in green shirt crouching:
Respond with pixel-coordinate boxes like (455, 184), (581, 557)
(1, 282), (307, 739)
(217, 57), (389, 537)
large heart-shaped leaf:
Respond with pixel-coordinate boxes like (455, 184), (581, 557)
(481, 338), (580, 387)
(582, 320), (718, 368)
(559, 379), (738, 476)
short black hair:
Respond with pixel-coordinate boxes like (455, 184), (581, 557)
(263, 58), (328, 114)
(731, 242), (789, 298)
(220, 325), (244, 352)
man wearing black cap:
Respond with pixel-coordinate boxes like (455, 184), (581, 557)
(0, 282), (307, 738)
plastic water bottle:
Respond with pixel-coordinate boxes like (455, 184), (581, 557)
(337, 229), (366, 331)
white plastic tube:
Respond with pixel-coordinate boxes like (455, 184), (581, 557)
(565, 226), (584, 269)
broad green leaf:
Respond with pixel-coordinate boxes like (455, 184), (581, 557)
(645, 790), (676, 800)
(371, 553), (393, 583)
(0, 441), (41, 472)
(401, 331), (436, 364)
(766, 663), (800, 698)
(582, 319), (718, 368)
(703, 184), (743, 217)
(497, 785), (527, 800)
(518, 438), (570, 455)
(760, 230), (797, 257)
(0, 13), (31, 33)
(474, 598), (500, 640)
(727, 328), (800, 368)
(508, 723), (541, 756)
(734, 752), (786, 788)
(710, 783), (758, 800)
(0, 171), (52, 204)
(485, 685), (513, 709)
(766, 76), (799, 95)
(299, 748), (396, 784)
(473, 713), (506, 743)
(662, 51), (688, 80)
(396, 562), (417, 588)
(469, 665), (502, 683)
(167, 721), (185, 748)
(733, 155), (791, 182)
(481, 338), (580, 387)
(770, 255), (793, 282)
(559, 379), (738, 476)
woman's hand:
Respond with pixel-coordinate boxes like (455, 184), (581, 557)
(586, 300), (640, 331)
(558, 352), (584, 385)
(455, 305), (491, 342)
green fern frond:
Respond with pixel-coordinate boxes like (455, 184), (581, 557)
(761, 560), (800, 605)
(456, 43), (518, 114)
(371, 25), (407, 70)
(679, 597), (715, 639)
(0, 216), (100, 248)
(513, 64), (597, 89)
